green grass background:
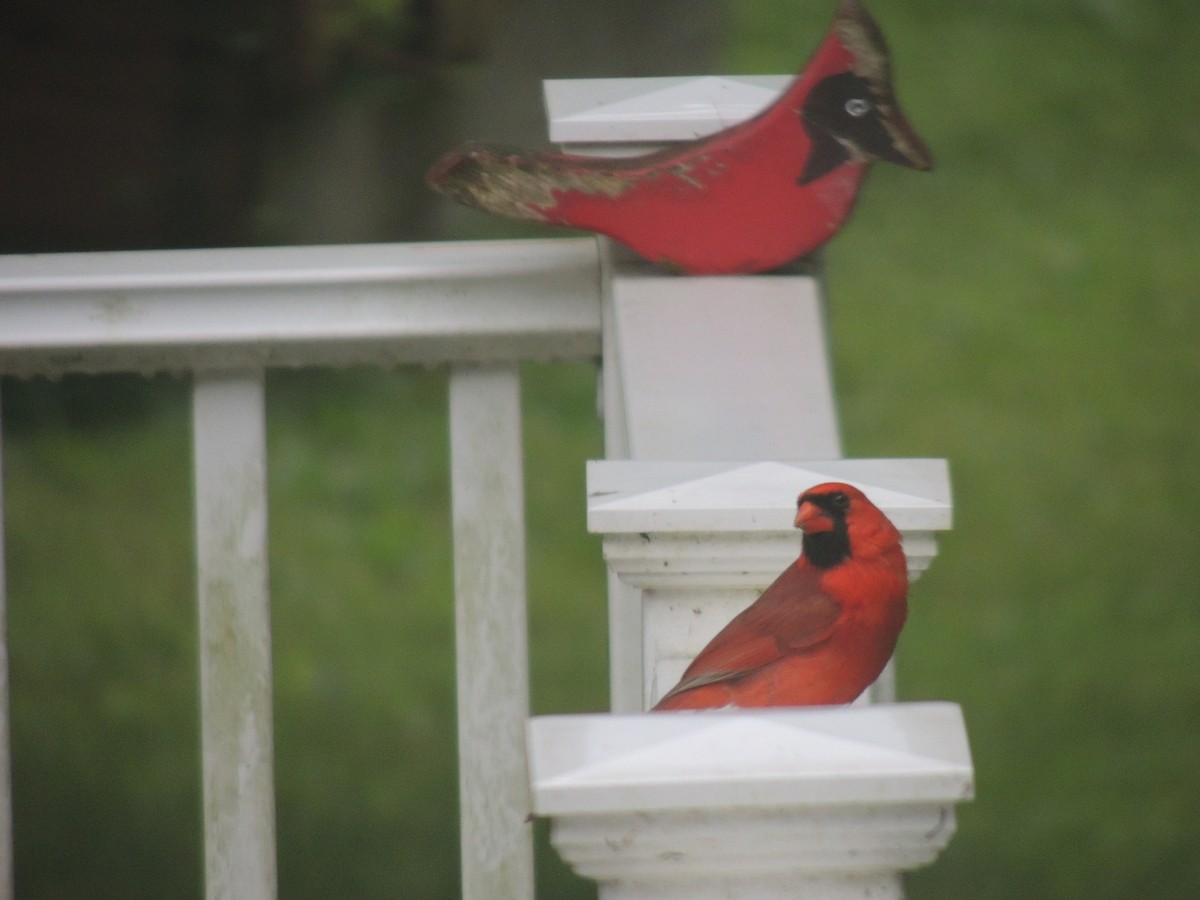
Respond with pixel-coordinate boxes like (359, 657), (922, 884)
(3, 0), (1199, 897)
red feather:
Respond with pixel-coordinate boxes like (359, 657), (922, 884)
(653, 483), (908, 710)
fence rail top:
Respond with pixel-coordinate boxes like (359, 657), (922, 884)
(0, 238), (602, 377)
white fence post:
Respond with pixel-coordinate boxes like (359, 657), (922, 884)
(529, 703), (973, 900)
(192, 370), (277, 900)
(547, 79), (843, 713)
(0, 384), (13, 900)
(449, 364), (534, 900)
(527, 77), (972, 900)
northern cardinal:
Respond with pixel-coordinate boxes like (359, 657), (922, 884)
(653, 482), (907, 710)
(427, 0), (932, 275)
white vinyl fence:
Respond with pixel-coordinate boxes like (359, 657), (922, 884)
(0, 236), (604, 900)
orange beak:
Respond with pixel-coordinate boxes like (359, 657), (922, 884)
(794, 500), (832, 533)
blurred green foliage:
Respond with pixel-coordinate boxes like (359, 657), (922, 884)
(732, 2), (1200, 897)
(3, 0), (1199, 898)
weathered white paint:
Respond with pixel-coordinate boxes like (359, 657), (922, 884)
(0, 386), (12, 900)
(603, 259), (841, 462)
(0, 234), (602, 900)
(528, 703), (974, 900)
(449, 365), (534, 900)
(0, 238), (601, 377)
(193, 371), (277, 900)
(594, 244), (842, 711)
(553, 64), (846, 717)
(597, 243), (645, 714)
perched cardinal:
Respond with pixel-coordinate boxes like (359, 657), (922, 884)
(653, 483), (907, 710)
(427, 0), (932, 275)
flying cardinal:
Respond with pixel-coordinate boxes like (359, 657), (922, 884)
(426, 0), (932, 275)
(653, 483), (908, 710)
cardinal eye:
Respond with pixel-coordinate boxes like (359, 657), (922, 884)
(829, 491), (851, 510)
(844, 97), (871, 117)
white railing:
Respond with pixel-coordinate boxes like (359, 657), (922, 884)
(0, 74), (971, 900)
(0, 236), (604, 900)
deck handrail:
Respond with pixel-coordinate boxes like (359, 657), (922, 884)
(0, 238), (601, 375)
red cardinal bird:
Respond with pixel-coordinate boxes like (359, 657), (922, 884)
(427, 0), (932, 275)
(653, 483), (907, 710)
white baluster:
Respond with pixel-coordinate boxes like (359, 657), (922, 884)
(193, 370), (276, 900)
(0, 384), (13, 900)
(449, 364), (534, 900)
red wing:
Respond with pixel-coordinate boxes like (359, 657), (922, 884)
(657, 563), (842, 703)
